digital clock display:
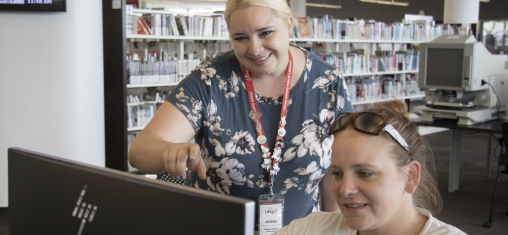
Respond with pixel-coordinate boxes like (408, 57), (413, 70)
(27, 0), (56, 4)
(0, 0), (65, 11)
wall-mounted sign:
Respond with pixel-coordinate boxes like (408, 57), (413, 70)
(0, 0), (66, 12)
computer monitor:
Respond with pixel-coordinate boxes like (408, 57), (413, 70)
(8, 148), (255, 235)
(419, 35), (508, 92)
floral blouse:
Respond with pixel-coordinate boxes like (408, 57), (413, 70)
(166, 45), (353, 227)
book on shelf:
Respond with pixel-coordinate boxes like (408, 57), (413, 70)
(141, 14), (153, 35)
(339, 20), (350, 39)
(177, 16), (189, 36)
(169, 14), (179, 36)
(126, 5), (134, 35)
(220, 15), (229, 37)
(174, 17), (185, 36)
(137, 17), (151, 35)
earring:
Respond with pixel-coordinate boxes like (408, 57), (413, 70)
(290, 33), (296, 45)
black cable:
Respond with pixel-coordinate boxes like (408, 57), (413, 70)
(482, 80), (501, 120)
(493, 143), (500, 159)
(487, 133), (504, 159)
(497, 137), (505, 147)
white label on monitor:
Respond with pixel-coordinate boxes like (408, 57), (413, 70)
(259, 203), (283, 235)
(112, 0), (121, 9)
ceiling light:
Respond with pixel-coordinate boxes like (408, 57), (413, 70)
(360, 0), (409, 6)
(306, 3), (342, 9)
(306, 0), (342, 9)
(480, 0), (490, 2)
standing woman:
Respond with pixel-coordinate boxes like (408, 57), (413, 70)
(128, 0), (353, 228)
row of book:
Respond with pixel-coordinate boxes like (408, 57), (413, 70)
(127, 41), (231, 61)
(126, 41), (232, 85)
(126, 94), (167, 128)
(127, 93), (167, 105)
(345, 74), (421, 103)
(127, 104), (157, 128)
(318, 51), (419, 74)
(293, 15), (458, 41)
(127, 58), (201, 85)
(126, 6), (454, 42)
(126, 5), (229, 37)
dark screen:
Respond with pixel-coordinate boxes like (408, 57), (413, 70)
(8, 148), (254, 235)
(426, 48), (464, 88)
(0, 0), (66, 12)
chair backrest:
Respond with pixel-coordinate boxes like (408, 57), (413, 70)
(157, 172), (185, 185)
(500, 123), (508, 166)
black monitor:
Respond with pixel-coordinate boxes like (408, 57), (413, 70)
(8, 148), (255, 235)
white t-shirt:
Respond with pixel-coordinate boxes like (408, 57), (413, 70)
(273, 208), (466, 235)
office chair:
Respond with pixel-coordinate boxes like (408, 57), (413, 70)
(129, 170), (185, 185)
(156, 172), (185, 185)
(484, 122), (508, 228)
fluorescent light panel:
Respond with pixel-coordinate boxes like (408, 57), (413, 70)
(360, 0), (409, 6)
(306, 3), (342, 9)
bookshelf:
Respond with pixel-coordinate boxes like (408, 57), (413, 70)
(294, 38), (428, 44)
(343, 70), (418, 77)
(127, 35), (229, 40)
(127, 126), (145, 132)
(127, 35), (426, 44)
(126, 82), (179, 88)
(352, 94), (425, 106)
(102, 0), (232, 171)
(102, 0), (432, 171)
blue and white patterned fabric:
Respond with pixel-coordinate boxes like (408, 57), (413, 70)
(166, 45), (353, 226)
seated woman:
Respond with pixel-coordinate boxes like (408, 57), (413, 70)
(274, 101), (466, 235)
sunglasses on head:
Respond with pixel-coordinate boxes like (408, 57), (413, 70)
(329, 111), (412, 158)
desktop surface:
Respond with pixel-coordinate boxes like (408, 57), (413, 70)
(414, 118), (505, 134)
(8, 148), (255, 235)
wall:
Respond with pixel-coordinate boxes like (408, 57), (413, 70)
(0, 1), (105, 207)
(305, 0), (508, 23)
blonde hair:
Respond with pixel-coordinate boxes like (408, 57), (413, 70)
(340, 101), (443, 215)
(224, 0), (294, 29)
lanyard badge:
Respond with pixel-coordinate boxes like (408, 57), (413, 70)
(258, 193), (284, 235)
(243, 50), (293, 234)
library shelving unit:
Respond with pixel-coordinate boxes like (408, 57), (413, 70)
(102, 0), (427, 171)
(102, 0), (231, 171)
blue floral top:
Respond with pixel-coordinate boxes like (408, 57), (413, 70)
(166, 45), (353, 227)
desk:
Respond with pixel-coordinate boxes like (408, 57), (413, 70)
(415, 119), (505, 193)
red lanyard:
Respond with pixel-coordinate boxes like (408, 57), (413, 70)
(242, 51), (293, 186)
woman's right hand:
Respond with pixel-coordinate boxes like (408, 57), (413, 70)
(162, 142), (207, 180)
(129, 102), (207, 179)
